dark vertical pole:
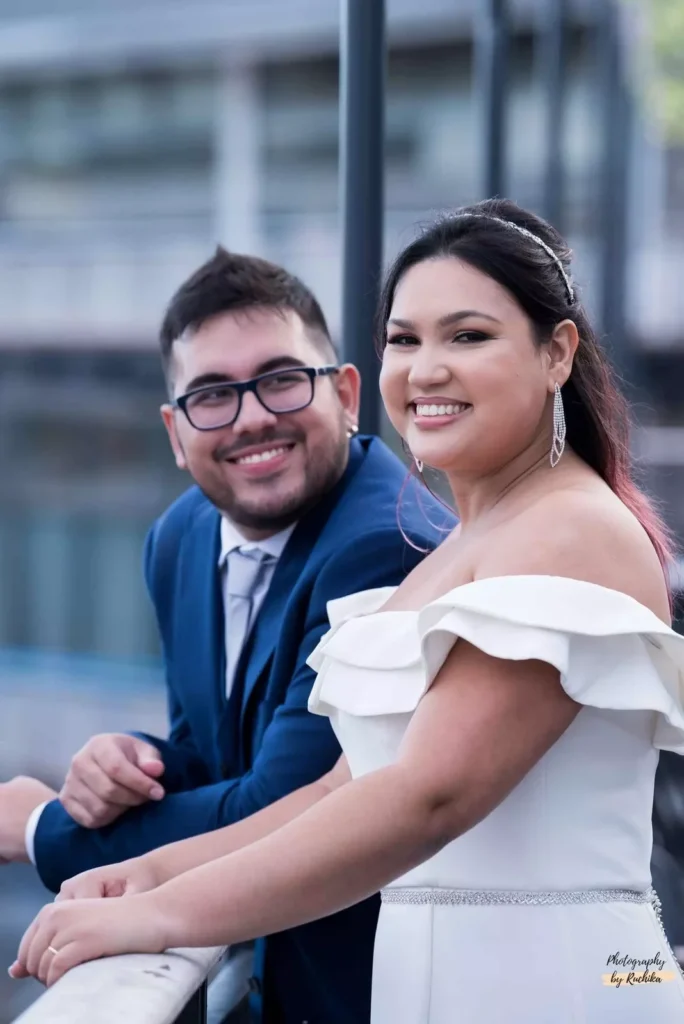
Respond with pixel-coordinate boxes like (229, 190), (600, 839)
(339, 0), (386, 436)
(541, 0), (568, 230)
(474, 0), (508, 198)
(176, 981), (207, 1024)
(597, 0), (635, 389)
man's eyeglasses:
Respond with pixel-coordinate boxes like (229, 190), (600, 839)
(172, 365), (339, 431)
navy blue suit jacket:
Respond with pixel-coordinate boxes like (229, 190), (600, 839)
(34, 436), (455, 1023)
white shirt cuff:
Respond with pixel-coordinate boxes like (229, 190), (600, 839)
(25, 801), (47, 866)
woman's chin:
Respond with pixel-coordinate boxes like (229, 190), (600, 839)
(407, 432), (470, 476)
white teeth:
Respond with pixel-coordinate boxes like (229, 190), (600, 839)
(236, 447), (288, 465)
(415, 403), (468, 417)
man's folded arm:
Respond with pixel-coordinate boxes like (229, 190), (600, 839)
(31, 619), (337, 892)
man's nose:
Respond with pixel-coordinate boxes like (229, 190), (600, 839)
(231, 390), (279, 434)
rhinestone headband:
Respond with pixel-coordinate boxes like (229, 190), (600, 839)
(454, 214), (575, 304)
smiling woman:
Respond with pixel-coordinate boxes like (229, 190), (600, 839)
(377, 198), (673, 578)
(381, 257), (566, 481)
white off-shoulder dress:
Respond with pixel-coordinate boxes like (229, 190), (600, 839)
(306, 576), (684, 1023)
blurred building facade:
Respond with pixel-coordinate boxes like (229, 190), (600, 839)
(0, 0), (682, 661)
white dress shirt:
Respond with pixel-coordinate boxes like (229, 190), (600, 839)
(25, 516), (296, 865)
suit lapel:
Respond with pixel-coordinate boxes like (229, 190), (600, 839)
(177, 503), (226, 732)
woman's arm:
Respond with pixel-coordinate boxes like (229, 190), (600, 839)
(58, 756), (351, 899)
(155, 639), (578, 948)
(153, 754), (351, 880)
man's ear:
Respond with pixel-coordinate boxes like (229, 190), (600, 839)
(335, 363), (362, 434)
(161, 405), (188, 470)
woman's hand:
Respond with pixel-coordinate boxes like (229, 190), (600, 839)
(8, 892), (171, 987)
(56, 856), (162, 901)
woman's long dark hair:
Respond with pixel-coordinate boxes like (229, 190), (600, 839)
(378, 198), (674, 586)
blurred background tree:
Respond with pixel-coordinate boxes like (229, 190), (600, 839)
(642, 0), (684, 142)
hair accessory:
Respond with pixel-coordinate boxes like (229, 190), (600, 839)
(454, 214), (575, 304)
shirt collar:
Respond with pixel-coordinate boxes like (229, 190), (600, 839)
(218, 516), (296, 568)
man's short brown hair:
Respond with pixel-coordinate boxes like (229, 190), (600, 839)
(160, 246), (336, 385)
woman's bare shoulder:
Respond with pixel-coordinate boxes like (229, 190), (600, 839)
(475, 486), (671, 621)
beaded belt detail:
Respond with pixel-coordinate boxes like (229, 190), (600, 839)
(380, 886), (684, 984)
(380, 886), (656, 906)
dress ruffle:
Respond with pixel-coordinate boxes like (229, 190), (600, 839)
(307, 576), (684, 752)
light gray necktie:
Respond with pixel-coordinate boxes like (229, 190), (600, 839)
(224, 547), (275, 697)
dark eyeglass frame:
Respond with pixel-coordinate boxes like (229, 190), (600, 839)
(171, 364), (340, 431)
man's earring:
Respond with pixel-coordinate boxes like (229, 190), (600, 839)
(347, 424), (359, 439)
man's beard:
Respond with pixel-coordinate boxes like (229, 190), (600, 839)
(187, 429), (349, 533)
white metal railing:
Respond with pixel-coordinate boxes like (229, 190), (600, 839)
(11, 945), (226, 1024)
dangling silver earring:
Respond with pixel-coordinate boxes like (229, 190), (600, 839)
(414, 457), (424, 474)
(550, 383), (566, 467)
(346, 423), (359, 439)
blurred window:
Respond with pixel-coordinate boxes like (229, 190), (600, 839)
(0, 351), (183, 658)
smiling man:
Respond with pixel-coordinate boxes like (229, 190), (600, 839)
(0, 248), (453, 1024)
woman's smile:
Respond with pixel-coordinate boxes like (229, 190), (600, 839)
(410, 399), (473, 430)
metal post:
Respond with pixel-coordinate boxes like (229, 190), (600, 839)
(597, 0), (635, 389)
(541, 0), (568, 230)
(474, 0), (508, 198)
(339, 0), (386, 436)
(175, 981), (208, 1024)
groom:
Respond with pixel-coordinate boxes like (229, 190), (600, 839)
(0, 248), (452, 1022)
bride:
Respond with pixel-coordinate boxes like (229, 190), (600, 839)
(11, 198), (684, 1022)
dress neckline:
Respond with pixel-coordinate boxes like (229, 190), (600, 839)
(332, 575), (673, 635)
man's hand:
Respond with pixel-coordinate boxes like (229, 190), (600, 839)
(55, 855), (162, 901)
(59, 734), (165, 829)
(0, 777), (58, 863)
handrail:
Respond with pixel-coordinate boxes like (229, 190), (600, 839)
(11, 945), (225, 1024)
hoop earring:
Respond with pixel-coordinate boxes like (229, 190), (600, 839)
(346, 424), (359, 439)
(414, 458), (424, 474)
(550, 383), (566, 467)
